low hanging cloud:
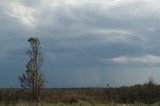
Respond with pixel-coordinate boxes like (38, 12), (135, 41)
(1, 0), (160, 87)
(106, 54), (160, 64)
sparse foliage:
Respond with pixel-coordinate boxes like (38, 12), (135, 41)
(144, 76), (156, 104)
(19, 37), (45, 102)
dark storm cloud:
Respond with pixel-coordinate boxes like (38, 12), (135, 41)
(1, 0), (160, 87)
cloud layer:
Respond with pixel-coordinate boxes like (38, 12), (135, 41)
(107, 55), (160, 64)
(1, 0), (160, 87)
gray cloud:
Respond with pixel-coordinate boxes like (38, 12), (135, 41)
(0, 0), (160, 88)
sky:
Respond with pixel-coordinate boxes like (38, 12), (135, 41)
(1, 0), (160, 88)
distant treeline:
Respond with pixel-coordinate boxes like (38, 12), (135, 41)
(0, 80), (159, 104)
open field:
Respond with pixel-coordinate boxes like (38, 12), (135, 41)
(0, 81), (159, 106)
(0, 102), (160, 106)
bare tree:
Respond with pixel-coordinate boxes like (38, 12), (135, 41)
(19, 37), (45, 102)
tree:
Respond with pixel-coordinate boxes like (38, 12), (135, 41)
(144, 76), (156, 104)
(19, 37), (45, 102)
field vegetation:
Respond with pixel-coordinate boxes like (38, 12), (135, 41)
(0, 79), (160, 106)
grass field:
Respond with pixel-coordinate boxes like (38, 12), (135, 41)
(0, 84), (160, 105)
(0, 102), (160, 106)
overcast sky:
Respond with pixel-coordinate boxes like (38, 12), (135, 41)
(1, 0), (160, 88)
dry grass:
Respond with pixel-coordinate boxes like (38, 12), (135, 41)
(0, 101), (160, 106)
